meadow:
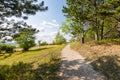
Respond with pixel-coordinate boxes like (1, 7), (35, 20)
(0, 45), (65, 80)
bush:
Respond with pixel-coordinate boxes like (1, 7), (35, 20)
(40, 41), (48, 46)
(0, 44), (15, 53)
(15, 31), (36, 51)
(0, 62), (34, 80)
(96, 38), (120, 45)
(0, 55), (61, 80)
(53, 32), (66, 45)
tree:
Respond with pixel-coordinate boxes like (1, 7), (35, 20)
(38, 40), (41, 46)
(62, 0), (120, 43)
(62, 0), (90, 43)
(15, 31), (36, 51)
(0, 20), (38, 43)
(53, 32), (66, 45)
(40, 41), (48, 46)
(0, 0), (48, 19)
(0, 0), (48, 42)
(103, 0), (120, 38)
(84, 0), (120, 41)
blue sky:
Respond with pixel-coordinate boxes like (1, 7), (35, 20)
(23, 0), (69, 43)
(26, 0), (66, 24)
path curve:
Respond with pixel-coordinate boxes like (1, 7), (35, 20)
(59, 45), (106, 80)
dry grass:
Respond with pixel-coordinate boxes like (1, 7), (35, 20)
(71, 42), (120, 80)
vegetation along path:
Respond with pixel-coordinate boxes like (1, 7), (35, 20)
(60, 45), (106, 80)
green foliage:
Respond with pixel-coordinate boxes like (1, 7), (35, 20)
(62, 0), (89, 43)
(0, 60), (60, 80)
(0, 0), (48, 18)
(0, 46), (63, 80)
(0, 20), (39, 42)
(34, 52), (61, 80)
(0, 44), (15, 53)
(96, 38), (120, 45)
(53, 32), (66, 45)
(0, 62), (34, 80)
(63, 0), (120, 42)
(0, 0), (47, 43)
(38, 40), (41, 46)
(40, 41), (48, 46)
(15, 31), (36, 51)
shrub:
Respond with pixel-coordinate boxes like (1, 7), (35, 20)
(0, 56), (61, 80)
(96, 38), (120, 45)
(15, 31), (36, 51)
(40, 41), (48, 46)
(0, 44), (15, 53)
(0, 62), (34, 80)
(53, 32), (66, 45)
(0, 44), (7, 51)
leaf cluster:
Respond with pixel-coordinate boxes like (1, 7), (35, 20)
(0, 0), (48, 19)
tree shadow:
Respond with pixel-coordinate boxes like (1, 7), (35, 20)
(91, 55), (120, 80)
(60, 58), (105, 80)
(0, 62), (34, 80)
(33, 58), (61, 80)
(29, 47), (51, 52)
(3, 54), (12, 58)
(0, 53), (12, 60)
(0, 58), (61, 80)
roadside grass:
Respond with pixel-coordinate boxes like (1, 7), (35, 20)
(0, 45), (65, 80)
(71, 42), (120, 80)
(96, 38), (120, 45)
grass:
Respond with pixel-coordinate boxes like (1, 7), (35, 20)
(71, 42), (120, 80)
(0, 45), (65, 80)
(96, 38), (120, 45)
(0, 45), (62, 65)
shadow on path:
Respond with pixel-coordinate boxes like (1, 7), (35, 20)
(91, 55), (120, 80)
(60, 45), (106, 80)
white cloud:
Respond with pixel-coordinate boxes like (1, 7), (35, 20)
(52, 19), (57, 23)
(35, 20), (60, 43)
(28, 20), (71, 44)
(42, 20), (60, 29)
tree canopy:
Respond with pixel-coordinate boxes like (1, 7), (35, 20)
(0, 0), (48, 19)
(62, 0), (120, 43)
(53, 32), (66, 45)
(15, 30), (36, 51)
(0, 19), (38, 43)
(0, 0), (48, 43)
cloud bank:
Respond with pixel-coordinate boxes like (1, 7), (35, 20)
(35, 20), (61, 43)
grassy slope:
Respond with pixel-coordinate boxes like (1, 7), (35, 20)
(71, 42), (120, 80)
(0, 45), (65, 80)
(0, 45), (64, 66)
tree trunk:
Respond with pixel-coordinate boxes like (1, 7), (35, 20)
(81, 37), (84, 44)
(95, 17), (99, 41)
(95, 32), (99, 41)
(100, 19), (104, 40)
(117, 21), (120, 37)
(81, 32), (85, 44)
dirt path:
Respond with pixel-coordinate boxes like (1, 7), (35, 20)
(59, 45), (106, 80)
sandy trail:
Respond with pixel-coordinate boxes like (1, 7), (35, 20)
(60, 45), (106, 80)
